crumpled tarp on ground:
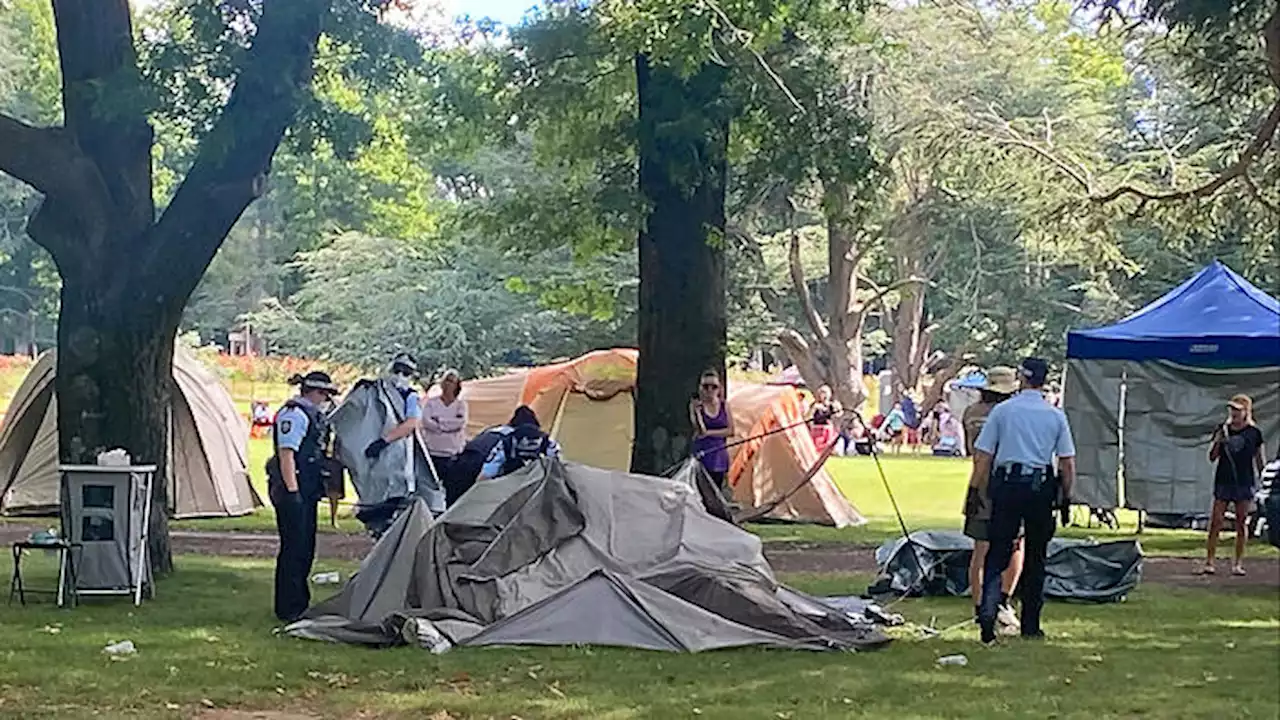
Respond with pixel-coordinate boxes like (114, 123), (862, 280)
(868, 529), (1142, 602)
(286, 459), (890, 653)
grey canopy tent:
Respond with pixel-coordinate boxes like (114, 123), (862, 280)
(869, 530), (1142, 603)
(286, 459), (890, 652)
(1064, 261), (1280, 516)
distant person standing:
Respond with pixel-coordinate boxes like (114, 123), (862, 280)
(960, 366), (1022, 633)
(691, 369), (735, 492)
(266, 371), (340, 623)
(880, 402), (908, 453)
(422, 369), (469, 505)
(809, 385), (842, 452)
(1203, 394), (1266, 576)
(970, 358), (1075, 645)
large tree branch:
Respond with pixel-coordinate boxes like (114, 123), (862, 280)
(1091, 100), (1280, 206)
(0, 114), (112, 266)
(846, 275), (930, 330)
(0, 115), (75, 195)
(788, 220), (828, 341)
(146, 0), (331, 303)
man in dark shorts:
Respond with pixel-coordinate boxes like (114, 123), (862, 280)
(961, 366), (1021, 633)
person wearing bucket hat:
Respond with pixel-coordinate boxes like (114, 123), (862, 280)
(970, 357), (1076, 645)
(960, 366), (1022, 635)
(1203, 393), (1267, 576)
(266, 371), (341, 622)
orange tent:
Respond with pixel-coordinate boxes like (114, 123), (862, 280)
(458, 349), (863, 527)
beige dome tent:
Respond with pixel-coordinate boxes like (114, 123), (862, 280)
(456, 349), (863, 527)
(0, 349), (260, 518)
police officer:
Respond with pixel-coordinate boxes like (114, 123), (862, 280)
(970, 357), (1076, 644)
(479, 405), (561, 480)
(267, 371), (340, 623)
(362, 352), (423, 460)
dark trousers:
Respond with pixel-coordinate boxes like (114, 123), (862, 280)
(436, 454), (471, 506)
(980, 480), (1055, 635)
(270, 487), (318, 623)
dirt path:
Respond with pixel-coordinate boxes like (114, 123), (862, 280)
(3, 524), (1275, 590)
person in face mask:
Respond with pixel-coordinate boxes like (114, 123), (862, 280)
(363, 353), (423, 460)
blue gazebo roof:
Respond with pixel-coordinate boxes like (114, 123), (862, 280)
(1067, 260), (1280, 366)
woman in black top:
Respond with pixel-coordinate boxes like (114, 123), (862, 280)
(1202, 394), (1267, 576)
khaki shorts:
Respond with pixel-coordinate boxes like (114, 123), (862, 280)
(964, 516), (1024, 543)
(963, 515), (990, 541)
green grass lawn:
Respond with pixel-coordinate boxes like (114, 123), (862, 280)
(178, 446), (1276, 559)
(0, 554), (1276, 719)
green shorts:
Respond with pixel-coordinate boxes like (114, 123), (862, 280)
(963, 516), (1024, 543)
(963, 516), (990, 541)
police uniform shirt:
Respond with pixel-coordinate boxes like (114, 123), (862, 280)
(974, 389), (1075, 470)
(481, 426), (562, 477)
(275, 401), (315, 452)
(403, 392), (422, 421)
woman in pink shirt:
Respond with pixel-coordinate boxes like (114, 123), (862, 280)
(422, 369), (470, 505)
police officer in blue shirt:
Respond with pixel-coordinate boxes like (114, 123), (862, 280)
(362, 353), (423, 461)
(266, 371), (340, 622)
(480, 406), (562, 480)
(969, 357), (1076, 644)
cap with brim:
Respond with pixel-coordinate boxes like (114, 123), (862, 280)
(301, 371), (340, 395)
(984, 366), (1018, 395)
(1227, 395), (1251, 410)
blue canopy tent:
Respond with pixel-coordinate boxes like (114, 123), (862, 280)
(1064, 261), (1280, 515)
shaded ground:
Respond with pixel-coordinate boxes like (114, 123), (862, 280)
(3, 523), (1274, 590)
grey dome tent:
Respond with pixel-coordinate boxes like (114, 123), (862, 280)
(285, 458), (889, 652)
(0, 349), (260, 518)
(1064, 261), (1280, 515)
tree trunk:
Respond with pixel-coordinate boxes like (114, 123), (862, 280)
(0, 0), (330, 576)
(631, 55), (730, 475)
(888, 202), (930, 402)
(56, 269), (182, 574)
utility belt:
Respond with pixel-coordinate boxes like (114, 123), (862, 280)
(265, 454), (330, 502)
(991, 463), (1055, 493)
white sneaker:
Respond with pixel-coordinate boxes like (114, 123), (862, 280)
(997, 604), (1019, 635)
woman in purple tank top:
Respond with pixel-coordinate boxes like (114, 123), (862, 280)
(690, 369), (734, 490)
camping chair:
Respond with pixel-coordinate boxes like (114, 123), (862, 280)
(249, 401), (274, 439)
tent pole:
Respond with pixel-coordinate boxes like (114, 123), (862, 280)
(548, 389), (571, 443)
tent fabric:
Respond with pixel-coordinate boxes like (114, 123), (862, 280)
(1067, 260), (1280, 366)
(869, 530), (1142, 602)
(330, 379), (446, 514)
(1119, 361), (1280, 514)
(288, 459), (890, 652)
(1062, 358), (1125, 509)
(0, 350), (259, 518)
(455, 350), (863, 527)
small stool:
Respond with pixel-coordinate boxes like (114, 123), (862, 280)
(9, 540), (79, 607)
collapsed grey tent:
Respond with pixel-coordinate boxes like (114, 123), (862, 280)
(329, 379), (445, 515)
(286, 459), (890, 652)
(0, 349), (259, 518)
(868, 530), (1142, 602)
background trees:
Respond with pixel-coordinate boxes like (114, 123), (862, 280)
(0, 0), (1273, 552)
